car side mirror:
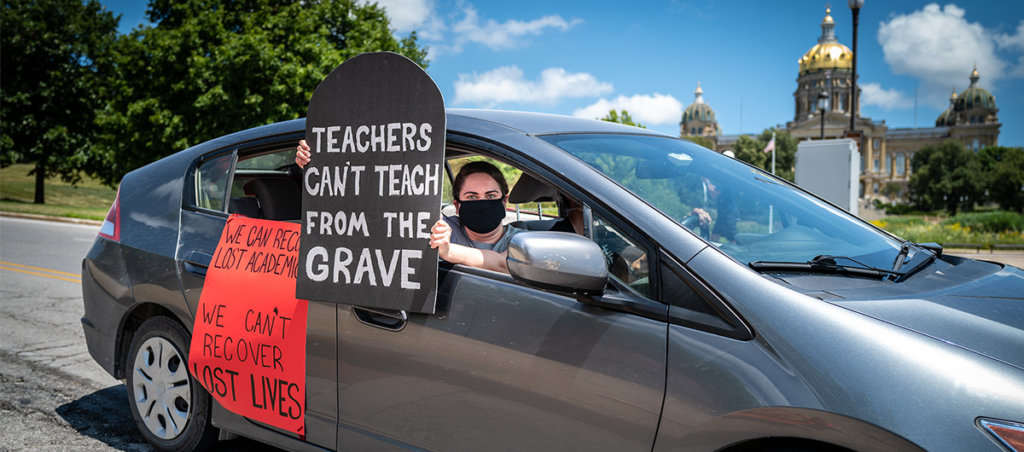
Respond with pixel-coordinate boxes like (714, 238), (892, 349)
(506, 231), (608, 296)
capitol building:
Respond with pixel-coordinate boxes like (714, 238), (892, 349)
(681, 8), (1001, 200)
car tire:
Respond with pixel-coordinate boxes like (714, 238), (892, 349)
(125, 316), (218, 451)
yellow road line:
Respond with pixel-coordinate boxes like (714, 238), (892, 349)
(0, 261), (81, 283)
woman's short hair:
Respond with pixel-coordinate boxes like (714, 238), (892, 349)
(453, 161), (509, 200)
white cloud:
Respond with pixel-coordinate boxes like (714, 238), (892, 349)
(995, 21), (1024, 51)
(860, 83), (913, 110)
(877, 3), (1008, 108)
(366, 2), (582, 57)
(573, 94), (684, 126)
(453, 66), (612, 107)
(366, 0), (445, 40)
(452, 5), (582, 51)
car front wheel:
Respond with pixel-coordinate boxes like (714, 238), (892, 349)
(126, 316), (217, 451)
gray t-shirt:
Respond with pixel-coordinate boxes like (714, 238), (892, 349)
(444, 216), (523, 253)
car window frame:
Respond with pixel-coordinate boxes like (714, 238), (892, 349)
(184, 138), (307, 218)
(660, 250), (753, 340)
(445, 134), (665, 306)
(185, 148), (239, 217)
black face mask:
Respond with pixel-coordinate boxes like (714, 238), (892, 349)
(458, 198), (505, 233)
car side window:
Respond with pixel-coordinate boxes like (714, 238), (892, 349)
(228, 148), (302, 219)
(592, 214), (651, 298)
(195, 153), (234, 212)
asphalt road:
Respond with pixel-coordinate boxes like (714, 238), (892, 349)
(0, 216), (149, 450)
(0, 217), (273, 451)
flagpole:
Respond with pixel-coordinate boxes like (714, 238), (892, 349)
(769, 131), (776, 233)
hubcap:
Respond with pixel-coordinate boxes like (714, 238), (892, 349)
(132, 336), (191, 440)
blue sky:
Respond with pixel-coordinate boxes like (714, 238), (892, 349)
(103, 0), (1024, 146)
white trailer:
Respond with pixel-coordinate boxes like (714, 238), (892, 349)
(795, 138), (860, 215)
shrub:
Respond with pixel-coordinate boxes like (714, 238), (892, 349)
(942, 211), (1024, 233)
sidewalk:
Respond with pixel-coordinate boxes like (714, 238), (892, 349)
(0, 211), (102, 226)
(946, 248), (1024, 270)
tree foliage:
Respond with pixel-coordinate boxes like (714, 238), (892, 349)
(908, 140), (983, 216)
(730, 129), (797, 181)
(978, 146), (1024, 212)
(600, 109), (645, 128)
(1, 0), (119, 203)
(681, 135), (714, 149)
(91, 0), (428, 186)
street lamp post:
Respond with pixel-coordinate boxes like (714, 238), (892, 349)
(849, 0), (864, 134)
(819, 70), (831, 139)
(819, 91), (829, 139)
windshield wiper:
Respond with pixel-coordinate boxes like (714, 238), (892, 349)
(890, 241), (941, 281)
(892, 241), (912, 272)
(895, 248), (939, 281)
(749, 255), (900, 279)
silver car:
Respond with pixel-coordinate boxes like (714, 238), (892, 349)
(81, 109), (1024, 451)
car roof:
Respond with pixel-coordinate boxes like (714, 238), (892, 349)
(216, 109), (665, 145)
(446, 109), (669, 137)
(179, 109), (671, 163)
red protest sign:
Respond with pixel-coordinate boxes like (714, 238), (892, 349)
(189, 215), (308, 436)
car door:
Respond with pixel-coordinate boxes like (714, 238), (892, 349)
(174, 145), (339, 450)
(334, 165), (669, 450)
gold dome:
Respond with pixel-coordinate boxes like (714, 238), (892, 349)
(798, 8), (853, 76)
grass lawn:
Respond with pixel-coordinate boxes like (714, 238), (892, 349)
(0, 164), (116, 221)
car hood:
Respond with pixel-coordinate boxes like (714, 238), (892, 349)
(829, 263), (1024, 370)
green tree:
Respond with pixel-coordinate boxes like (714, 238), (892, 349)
(1, 0), (119, 203)
(979, 146), (1024, 212)
(882, 182), (903, 199)
(91, 0), (428, 186)
(731, 134), (766, 169)
(600, 109), (645, 128)
(681, 135), (714, 149)
(908, 140), (983, 215)
(730, 129), (797, 181)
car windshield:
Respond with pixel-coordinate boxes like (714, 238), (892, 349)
(542, 134), (904, 269)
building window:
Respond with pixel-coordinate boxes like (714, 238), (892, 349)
(896, 154), (905, 176)
(873, 158), (880, 172)
(873, 182), (879, 194)
(872, 138), (880, 150)
(972, 138), (980, 151)
(860, 153), (865, 172)
(886, 154), (892, 174)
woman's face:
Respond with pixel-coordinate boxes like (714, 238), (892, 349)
(457, 172), (504, 203)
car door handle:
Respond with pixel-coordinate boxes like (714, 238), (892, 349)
(352, 307), (407, 332)
(183, 250), (213, 277)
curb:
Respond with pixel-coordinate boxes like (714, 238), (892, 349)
(0, 211), (103, 226)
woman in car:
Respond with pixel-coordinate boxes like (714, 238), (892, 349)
(295, 141), (521, 273)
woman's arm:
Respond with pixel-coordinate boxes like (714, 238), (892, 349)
(429, 219), (508, 273)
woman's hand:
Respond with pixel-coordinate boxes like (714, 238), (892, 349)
(429, 219), (452, 259)
(690, 208), (711, 228)
(295, 140), (311, 168)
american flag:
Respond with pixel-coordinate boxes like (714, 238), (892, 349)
(763, 134), (775, 153)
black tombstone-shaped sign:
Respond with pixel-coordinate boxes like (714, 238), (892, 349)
(297, 52), (444, 314)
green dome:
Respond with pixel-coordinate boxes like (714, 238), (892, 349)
(683, 102), (716, 123)
(935, 88), (957, 127)
(682, 83), (716, 123)
(954, 67), (996, 111)
(955, 87), (995, 110)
